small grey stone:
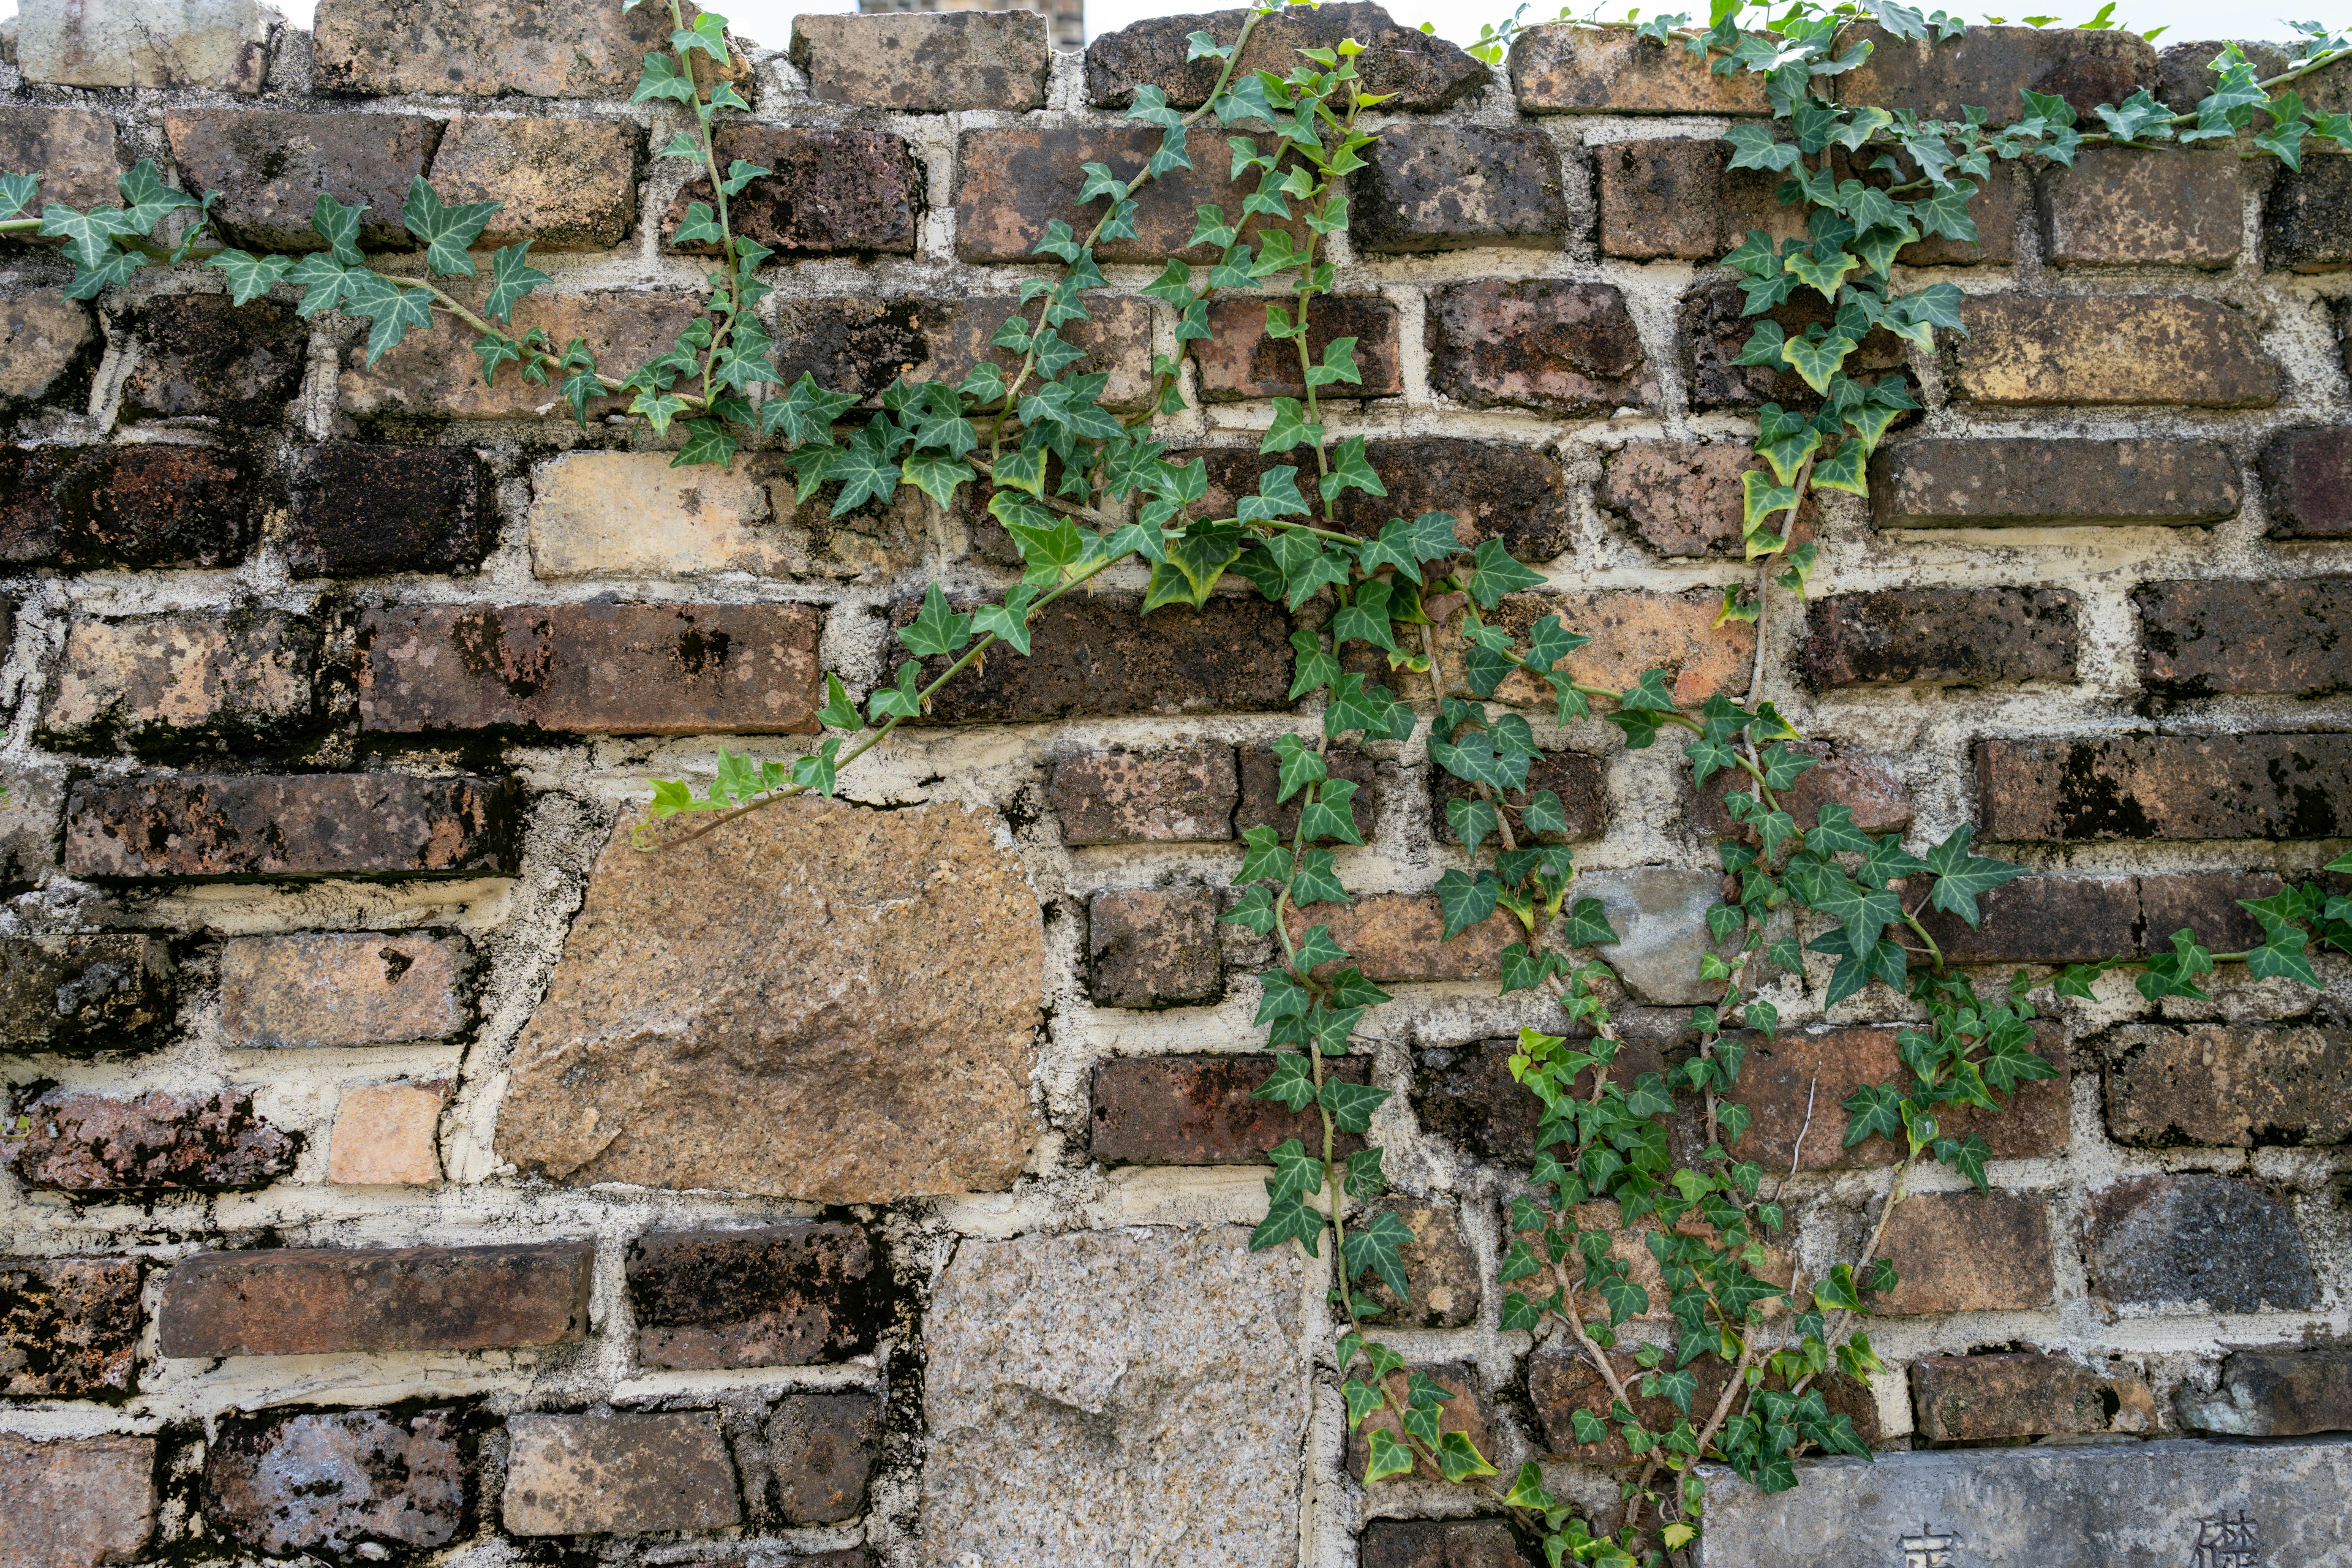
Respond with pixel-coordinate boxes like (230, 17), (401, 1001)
(1575, 868), (1727, 1005)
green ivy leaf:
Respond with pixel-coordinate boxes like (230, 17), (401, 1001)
(115, 159), (199, 235)
(1435, 867), (1499, 940)
(481, 241), (551, 323)
(1320, 1077), (1391, 1137)
(1363, 1427), (1415, 1482)
(205, 249), (292, 305)
(1465, 538), (1544, 608)
(899, 583), (974, 658)
(1841, 1082), (1904, 1148)
(1923, 824), (2026, 926)
(671, 418), (740, 469)
(1252, 1191), (1325, 1254)
(400, 177), (500, 277)
(633, 49), (701, 104)
(1344, 1205), (1415, 1297)
(1252, 1051), (1318, 1112)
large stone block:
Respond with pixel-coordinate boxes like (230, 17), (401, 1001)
(18, 0), (269, 91)
(8, 1087), (296, 1193)
(792, 11), (1049, 111)
(1868, 437), (2241, 528)
(626, 1223), (878, 1370)
(1509, 25), (1767, 113)
(0, 1256), (142, 1397)
(164, 110), (436, 253)
(1950, 295), (2278, 407)
(2084, 1174), (2316, 1311)
(2106, 1023), (2352, 1148)
(0, 107), (124, 211)
(426, 116), (641, 251)
(219, 933), (470, 1047)
(921, 1226), (1305, 1567)
(2135, 577), (2352, 696)
(0, 1436), (154, 1568)
(497, 799), (1044, 1201)
(0, 934), (173, 1052)
(157, 1241), (592, 1357)
(2179, 1347), (2352, 1437)
(313, 0), (722, 97)
(1085, 4), (1487, 111)
(41, 610), (319, 752)
(1977, 733), (2352, 841)
(1427, 279), (1656, 417)
(502, 1412), (739, 1536)
(204, 1409), (466, 1556)
(64, 773), (519, 880)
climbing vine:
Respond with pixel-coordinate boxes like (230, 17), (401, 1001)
(6, 0), (2351, 1559)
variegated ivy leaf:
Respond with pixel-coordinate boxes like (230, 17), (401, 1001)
(205, 249), (292, 306)
(400, 178), (499, 277)
(340, 270), (436, 364)
(115, 160), (200, 235)
(483, 241), (551, 323)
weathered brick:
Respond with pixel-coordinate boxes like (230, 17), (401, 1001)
(1434, 748), (1607, 844)
(0, 286), (94, 408)
(502, 1412), (739, 1536)
(1085, 4), (1487, 111)
(20, 0), (270, 91)
(221, 933), (471, 1047)
(1912, 1352), (2154, 1442)
(1868, 437), (2242, 529)
(2159, 39), (2291, 110)
(772, 293), (1153, 409)
(1596, 137), (1800, 261)
(1509, 24), (1767, 114)
(65, 773), (520, 880)
(426, 116), (641, 251)
(1191, 295), (1401, 400)
(2105, 1023), (2352, 1148)
(1288, 892), (1521, 985)
(957, 126), (1300, 265)
(1841, 152), (2024, 266)
(2135, 577), (2352, 696)
(204, 1409), (466, 1556)
(1237, 744), (1377, 842)
(1976, 733), (2352, 842)
(157, 1240), (592, 1357)
(1360, 1519), (1540, 1568)
(41, 611), (319, 752)
(284, 443), (494, 578)
(121, 294), (306, 423)
(1531, 1343), (1879, 1460)
(1050, 745), (1237, 845)
(341, 292), (703, 422)
(359, 603), (822, 736)
(2178, 1346), (2352, 1436)
(0, 445), (251, 570)
(1803, 586), (2079, 688)
(1191, 439), (1577, 562)
(0, 935), (173, 1052)
(2084, 1174), (2316, 1310)
(1842, 22), (2158, 123)
(1913, 875), (2141, 964)
(1950, 295), (2279, 407)
(0, 107), (124, 211)
(2040, 148), (2242, 267)
(1427, 279), (1655, 417)
(1877, 1190), (2055, 1314)
(627, 1223), (878, 1370)
(1379, 589), (1754, 708)
(1088, 888), (1224, 1009)
(313, 0), (729, 98)
(1734, 1027), (2068, 1172)
(2261, 426), (2352, 538)
(1414, 1036), (1670, 1166)
(1600, 439), (1815, 558)
(7, 1087), (295, 1193)
(0, 1256), (141, 1396)
(328, 1080), (445, 1185)
(1348, 1363), (1492, 1483)
(164, 110), (437, 252)
(792, 10), (1049, 111)
(2138, 869), (2307, 954)
(1353, 1199), (1479, 1329)
(767, 1392), (882, 1524)
(2265, 153), (2352, 271)
(667, 127), (918, 257)
(1679, 279), (1908, 410)
(1689, 744), (1911, 840)
(0, 1436), (154, 1568)
(910, 593), (1292, 723)
(529, 450), (795, 578)
(1351, 125), (1568, 253)
(1088, 1054), (1370, 1163)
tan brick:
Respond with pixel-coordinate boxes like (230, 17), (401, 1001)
(0, 107), (124, 211)
(165, 110), (435, 253)
(0, 1435), (154, 1568)
(1950, 295), (2279, 407)
(1509, 26), (1768, 114)
(1049, 745), (1237, 845)
(2040, 148), (2242, 267)
(1283, 892), (1520, 984)
(529, 450), (778, 578)
(157, 1242), (592, 1357)
(1378, 589), (1754, 709)
(41, 611), (318, 751)
(329, 1081), (447, 1186)
(0, 287), (93, 405)
(341, 292), (703, 421)
(425, 116), (641, 252)
(791, 10), (1050, 111)
(502, 1412), (741, 1536)
(219, 933), (470, 1047)
(1877, 1191), (2055, 1314)
(313, 0), (734, 99)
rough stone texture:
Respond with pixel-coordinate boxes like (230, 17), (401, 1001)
(1353, 1199), (1479, 1329)
(1600, 439), (1812, 558)
(922, 1226), (1305, 1567)
(1911, 1351), (2152, 1442)
(2261, 425), (2352, 539)
(18, 0), (268, 90)
(1085, 4), (1488, 111)
(121, 294), (307, 422)
(1868, 437), (2242, 528)
(667, 126), (919, 256)
(1574, 868), (1732, 1006)
(1348, 1363), (1491, 1483)
(0, 935), (173, 1053)
(41, 611), (319, 752)
(1089, 888), (1224, 1009)
(1434, 748), (1607, 845)
(792, 11), (1048, 111)
(1913, 875), (2141, 965)
(1680, 280), (1910, 410)
(1089, 1054), (1371, 1164)
(2178, 1347), (2352, 1436)
(341, 293), (704, 422)
(2266, 153), (2352, 272)
(1803, 586), (2079, 688)
(65, 773), (519, 880)
(2135, 577), (2352, 696)
(1689, 743), (1912, 839)
(957, 126), (1303, 265)
(1351, 125), (1568, 253)
(328, 1081), (445, 1186)
(1360, 1520), (1539, 1568)
(497, 799), (1043, 1202)
(775, 293), (1155, 410)
(2106, 1016), (2352, 1143)
(284, 445), (496, 578)
(502, 1413), (739, 1537)
(527, 450), (793, 577)
(1192, 295), (1402, 401)
(7, 1086), (295, 1193)
(1531, 1343), (1879, 1462)
(0, 1256), (141, 1397)
(312, 0), (721, 98)
(1288, 891), (1520, 984)
(1427, 279), (1656, 417)
(1841, 22), (2158, 124)
(1509, 25), (1767, 113)
(1051, 746), (1238, 845)
(2040, 148), (2242, 267)
(767, 1392), (882, 1524)
(1379, 589), (1754, 709)
(221, 933), (469, 1048)
(0, 444), (251, 570)
(2085, 1174), (2318, 1310)
(426, 116), (640, 251)
(1596, 137), (1801, 261)
(1950, 295), (2280, 407)
(156, 1241), (592, 1357)
(912, 594), (1293, 723)
(2159, 39), (2291, 110)
(165, 110), (439, 252)
(0, 1436), (155, 1568)
(1236, 744), (1378, 842)
(627, 1223), (877, 1370)
(1733, 1027), (2068, 1172)
(203, 1409), (466, 1556)
(0, 106), (123, 211)
(1877, 1190), (2056, 1315)
(0, 287), (92, 407)
(1976, 733), (2352, 842)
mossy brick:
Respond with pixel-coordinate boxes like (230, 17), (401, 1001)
(1840, 21), (2158, 124)
(627, 1223), (879, 1370)
(1596, 137), (1802, 262)
(1868, 437), (2242, 528)
(203, 1409), (466, 1556)
(64, 773), (520, 880)
(1803, 586), (2079, 688)
(666, 126), (918, 256)
(1875, 1190), (2056, 1314)
(501, 1412), (739, 1536)
(1976, 733), (2352, 841)
(1351, 124), (1570, 253)
(955, 126), (1305, 265)
(40, 610), (320, 754)
(1427, 279), (1656, 416)
(164, 110), (439, 252)
(2040, 148), (2242, 268)
(121, 294), (307, 423)
(426, 116), (641, 251)
(1950, 295), (2278, 407)
(2105, 1023), (2352, 1148)
(2134, 577), (2352, 696)
(905, 593), (1293, 723)
(219, 932), (470, 1048)
(2084, 1174), (2316, 1310)
(1191, 294), (1402, 400)
(1085, 3), (1487, 111)
(2264, 153), (2352, 271)
(157, 1241), (592, 1357)
(2261, 426), (2352, 538)
(8, 1087), (296, 1193)
(1049, 745), (1238, 845)
(791, 11), (1049, 111)
(0, 1256), (142, 1397)
(1088, 887), (1223, 1009)
(0, 935), (173, 1052)
(283, 445), (495, 578)
(1509, 25), (1768, 114)
(0, 445), (251, 570)
(1088, 1054), (1371, 1163)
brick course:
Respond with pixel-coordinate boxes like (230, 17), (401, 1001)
(158, 1241), (592, 1357)
(1869, 437), (2242, 529)
(66, 774), (520, 879)
(1977, 734), (2352, 841)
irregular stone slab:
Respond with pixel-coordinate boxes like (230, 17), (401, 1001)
(1575, 868), (1726, 1005)
(0, 287), (93, 406)
(0, 1256), (143, 1397)
(496, 798), (1043, 1201)
(1510, 24), (1767, 113)
(502, 1412), (739, 1537)
(626, 1223), (879, 1370)
(792, 11), (1049, 111)
(0, 934), (173, 1052)
(1695, 1436), (2352, 1568)
(221, 933), (470, 1048)
(2179, 1347), (2352, 1436)
(7, 1087), (296, 1193)
(922, 1226), (1306, 1567)
(1085, 3), (1487, 111)
(18, 0), (270, 91)
(0, 107), (124, 211)
(204, 1409), (465, 1556)
(426, 116), (641, 251)
(0, 1434), (154, 1568)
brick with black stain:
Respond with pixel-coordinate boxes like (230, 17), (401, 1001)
(627, 1223), (880, 1370)
(0, 1256), (142, 1397)
(284, 443), (496, 578)
(1189, 438), (1576, 563)
(122, 294), (309, 422)
(1428, 279), (1654, 417)
(1804, 586), (2079, 688)
(0, 935), (173, 1052)
(0, 444), (251, 569)
(1351, 124), (1568, 253)
(1975, 733), (2352, 842)
(1191, 295), (1403, 400)
(1085, 4), (1488, 111)
(1237, 743), (1377, 842)
(2266, 153), (2352, 271)
(64, 773), (520, 880)
(1090, 1054), (1371, 1163)
(8, 1087), (296, 1193)
(2084, 1174), (2316, 1311)
(1681, 281), (1908, 411)
(204, 1407), (469, 1556)
(2135, 577), (2352, 696)
(666, 126), (920, 255)
(1088, 888), (1223, 1009)
(905, 593), (1293, 723)
(767, 1392), (881, 1525)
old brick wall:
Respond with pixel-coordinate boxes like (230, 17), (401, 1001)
(0, 1), (2349, 1564)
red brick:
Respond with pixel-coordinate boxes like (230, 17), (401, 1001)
(1086, 5), (1488, 112)
(1347, 1363), (1493, 1483)
(1434, 748), (1606, 844)
(767, 1392), (882, 1523)
(1088, 1054), (1370, 1164)
(502, 1412), (739, 1536)
(1841, 21), (2158, 124)
(1088, 888), (1223, 1009)
(64, 773), (520, 880)
(1237, 744), (1377, 842)
(1287, 892), (1520, 984)
(0, 1256), (142, 1396)
(2261, 426), (2352, 538)
(204, 1409), (466, 1556)
(1842, 153), (2024, 266)
(157, 1241), (592, 1357)
(1688, 743), (1910, 840)
(908, 593), (1293, 723)
(1951, 295), (2278, 407)
(2135, 577), (2352, 696)
(665, 126), (918, 257)
(0, 935), (174, 1052)
(1911, 1351), (2152, 1442)
(2084, 1174), (2315, 1310)
(1508, 25), (1766, 115)
(1914, 875), (2141, 964)
(2265, 153), (2352, 271)
(2105, 1022), (2352, 1148)
(7, 1087), (296, 1193)
(627, 1223), (878, 1370)
(1049, 745), (1237, 845)
(792, 12), (1050, 112)
(1427, 279), (1655, 417)
(1192, 295), (1402, 400)
(1977, 733), (2352, 841)
(1803, 586), (2078, 688)
(1596, 137), (1800, 262)
(122, 294), (308, 421)
(1876, 1190), (2055, 1314)
(1600, 439), (1817, 558)
(0, 1435), (154, 1568)
(1869, 437), (2242, 529)
(956, 125), (1301, 265)
(340, 292), (701, 423)
(1732, 1026), (2068, 1173)
(1351, 125), (1568, 253)
(284, 445), (495, 578)
(0, 445), (251, 570)
(2040, 148), (2242, 268)
(164, 109), (437, 252)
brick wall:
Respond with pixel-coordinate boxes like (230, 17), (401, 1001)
(0, 2), (2349, 1563)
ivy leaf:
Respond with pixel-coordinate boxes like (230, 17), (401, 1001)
(1842, 1082), (1904, 1148)
(1320, 434), (1386, 502)
(1559, 897), (1618, 948)
(899, 583), (974, 658)
(1320, 1077), (1392, 1137)
(205, 249), (292, 305)
(2247, 932), (2322, 989)
(1253, 1192), (1325, 1254)
(823, 437), (902, 517)
(483, 241), (551, 323)
(1466, 538), (1544, 608)
(1923, 824), (2026, 926)
(1782, 331), (1856, 393)
(64, 247), (142, 301)
(1435, 867), (1499, 939)
(400, 177), (500, 277)
(38, 204), (132, 269)
(1260, 396), (1324, 454)
(1344, 1206), (1415, 1300)
(339, 271), (436, 364)
(1289, 629), (1340, 699)
(970, 583), (1041, 657)
(1300, 780), (1366, 846)
(633, 49), (700, 104)
(1363, 1427), (1415, 1482)
(670, 418), (739, 469)
(1435, 1430), (1498, 1483)
(1291, 848), (1352, 907)
(902, 453), (976, 509)
(1253, 1051), (1318, 1112)
(1932, 1133), (1992, 1192)
(115, 159), (199, 235)
(1264, 1137), (1325, 1205)
(1600, 1273), (1651, 1327)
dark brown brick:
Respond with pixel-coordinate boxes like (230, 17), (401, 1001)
(2040, 148), (2242, 268)
(164, 110), (437, 252)
(2135, 577), (2352, 696)
(1050, 745), (1237, 845)
(1733, 1026), (2068, 1172)
(1951, 295), (2279, 407)
(122, 294), (307, 422)
(427, 116), (641, 252)
(1088, 1054), (1370, 1164)
(2265, 153), (2352, 271)
(1877, 1190), (2056, 1314)
(1085, 4), (1488, 111)
(2261, 426), (2352, 538)
(2179, 1346), (2352, 1436)
(2105, 1023), (2352, 1148)
(1191, 295), (1402, 400)
(0, 1435), (154, 1568)
(1600, 439), (1817, 559)
(41, 610), (321, 753)
(1688, 744), (1910, 840)
(766, 1392), (881, 1525)
(1869, 437), (2242, 529)
(2084, 1174), (2316, 1310)
(157, 1240), (592, 1357)
(1188, 439), (1576, 563)
(791, 11), (1049, 112)
(2136, 869), (2284, 954)
(64, 772), (521, 880)
(1804, 586), (2079, 688)
(1237, 744), (1376, 843)
(772, 293), (1153, 409)
(284, 444), (495, 578)
(204, 1409), (466, 1556)
(908, 593), (1292, 723)
(1088, 888), (1223, 1009)
(1412, 1036), (1670, 1167)
(1842, 21), (2158, 124)
(1914, 875), (2141, 965)
(0, 1256), (141, 1397)
(1530, 1343), (1879, 1461)
(627, 1223), (878, 1370)
(1347, 1363), (1492, 1483)
(666, 126), (919, 257)
(1434, 747), (1606, 845)
(1373, 588), (1753, 709)
(1352, 125), (1567, 254)
(1977, 733), (2352, 842)
(0, 935), (173, 1052)
(0, 445), (251, 570)
(0, 106), (126, 211)
(1679, 280), (1908, 411)
(7, 1087), (296, 1193)
(1508, 24), (1766, 115)
(1596, 137), (1798, 262)
(1911, 1352), (2152, 1442)
(1361, 1520), (1538, 1568)
(502, 1412), (739, 1536)
(957, 126), (1302, 265)
(2158, 39), (2291, 110)
(1352, 1199), (1479, 1329)
(1427, 279), (1655, 417)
